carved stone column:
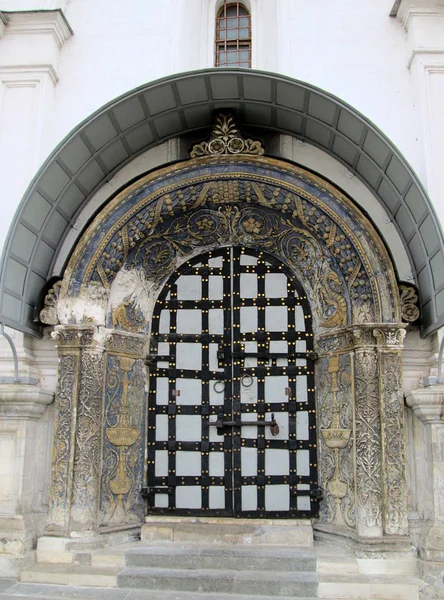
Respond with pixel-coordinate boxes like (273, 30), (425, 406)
(353, 327), (383, 538)
(373, 326), (408, 536)
(316, 330), (355, 532)
(69, 329), (108, 532)
(46, 326), (105, 535)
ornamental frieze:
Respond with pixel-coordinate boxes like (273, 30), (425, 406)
(104, 204), (354, 332)
(106, 330), (147, 357)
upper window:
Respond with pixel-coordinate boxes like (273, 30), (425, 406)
(215, 2), (252, 68)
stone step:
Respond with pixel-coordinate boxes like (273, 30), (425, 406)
(19, 564), (120, 587)
(318, 572), (422, 600)
(142, 517), (313, 547)
(0, 582), (318, 600)
(117, 566), (318, 597)
(125, 544), (317, 572)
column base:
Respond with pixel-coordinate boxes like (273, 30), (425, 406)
(0, 513), (46, 577)
(411, 524), (444, 599)
(314, 523), (415, 558)
(36, 528), (141, 565)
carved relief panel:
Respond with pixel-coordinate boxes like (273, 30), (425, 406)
(99, 333), (147, 530)
(317, 350), (355, 530)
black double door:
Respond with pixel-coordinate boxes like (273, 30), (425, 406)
(146, 247), (318, 517)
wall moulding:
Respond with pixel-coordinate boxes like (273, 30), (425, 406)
(0, 384), (53, 419)
(396, 2), (444, 31)
(406, 385), (444, 423)
(1, 9), (73, 49)
(0, 64), (58, 87)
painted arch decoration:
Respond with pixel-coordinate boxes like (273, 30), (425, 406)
(58, 155), (400, 334)
(0, 69), (441, 337)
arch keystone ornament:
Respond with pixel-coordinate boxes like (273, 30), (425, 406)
(45, 147), (412, 545)
(190, 114), (264, 157)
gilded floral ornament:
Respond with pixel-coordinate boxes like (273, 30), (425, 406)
(40, 280), (62, 325)
(190, 114), (264, 157)
(399, 283), (420, 323)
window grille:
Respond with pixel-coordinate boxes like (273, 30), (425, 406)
(215, 1), (252, 68)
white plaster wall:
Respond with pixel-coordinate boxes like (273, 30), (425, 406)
(0, 0), (429, 251)
(48, 0), (421, 176)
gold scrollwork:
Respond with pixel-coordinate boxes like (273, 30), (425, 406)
(105, 356), (140, 523)
(190, 114), (264, 158)
(321, 355), (352, 526)
(399, 283), (420, 323)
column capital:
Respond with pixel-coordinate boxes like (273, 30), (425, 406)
(352, 324), (406, 349)
(316, 324), (407, 353)
(406, 385), (444, 423)
(372, 325), (407, 349)
(52, 325), (110, 351)
(106, 329), (148, 358)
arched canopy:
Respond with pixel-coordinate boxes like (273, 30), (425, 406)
(0, 69), (442, 336)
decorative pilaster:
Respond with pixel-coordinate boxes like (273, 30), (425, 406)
(99, 331), (147, 531)
(406, 384), (444, 598)
(353, 327), (383, 538)
(46, 327), (94, 535)
(69, 331), (108, 532)
(0, 10), (73, 215)
(316, 330), (355, 531)
(395, 1), (444, 230)
(0, 383), (54, 560)
(373, 326), (408, 536)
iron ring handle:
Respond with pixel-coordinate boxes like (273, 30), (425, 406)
(241, 373), (254, 387)
(213, 380), (225, 393)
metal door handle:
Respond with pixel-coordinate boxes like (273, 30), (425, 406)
(209, 413), (280, 436)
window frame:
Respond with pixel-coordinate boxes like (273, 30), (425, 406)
(214, 1), (252, 68)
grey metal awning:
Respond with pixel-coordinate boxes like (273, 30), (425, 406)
(1, 68), (443, 336)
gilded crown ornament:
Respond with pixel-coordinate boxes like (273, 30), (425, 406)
(190, 114), (264, 158)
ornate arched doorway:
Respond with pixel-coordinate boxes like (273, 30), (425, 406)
(41, 118), (415, 545)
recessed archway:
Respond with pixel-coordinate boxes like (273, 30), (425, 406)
(45, 154), (408, 542)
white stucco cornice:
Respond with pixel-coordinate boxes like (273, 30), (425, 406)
(0, 63), (58, 85)
(0, 384), (54, 420)
(2, 9), (73, 49)
(392, 2), (444, 69)
(393, 0), (444, 24)
(406, 386), (444, 423)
